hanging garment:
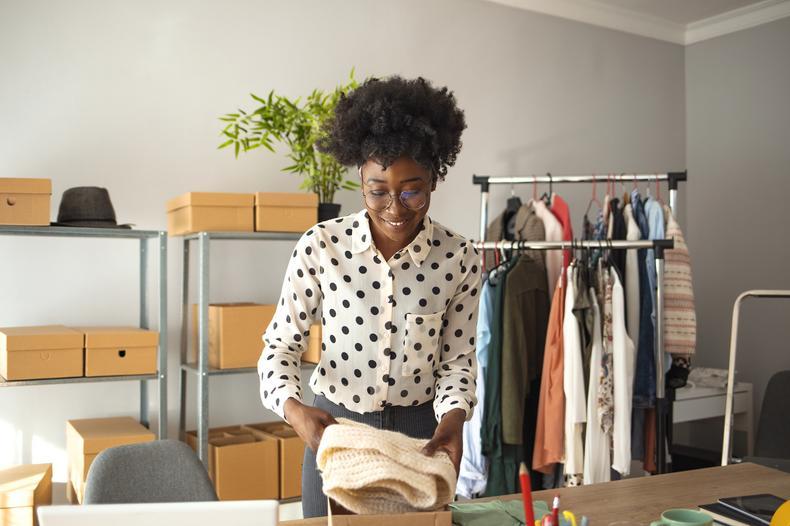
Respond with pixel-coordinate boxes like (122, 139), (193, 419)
(532, 280), (566, 475)
(608, 198), (627, 278)
(663, 205), (697, 357)
(562, 266), (585, 486)
(599, 272), (615, 446)
(611, 268), (635, 476)
(583, 286), (609, 484)
(484, 202), (545, 271)
(644, 196), (666, 363)
(481, 263), (522, 497)
(572, 265), (594, 393)
(550, 194), (574, 275)
(458, 280), (494, 498)
(623, 204), (641, 355)
(501, 256), (550, 446)
(533, 199), (563, 293)
(631, 190), (655, 409)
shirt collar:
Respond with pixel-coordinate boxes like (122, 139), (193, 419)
(350, 209), (434, 267)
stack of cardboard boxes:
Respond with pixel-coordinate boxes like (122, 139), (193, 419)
(65, 417), (155, 504)
(0, 326), (158, 382)
(185, 422), (305, 501)
(166, 191), (319, 236)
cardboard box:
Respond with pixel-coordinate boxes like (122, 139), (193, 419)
(166, 192), (254, 236)
(255, 192), (317, 233)
(327, 511), (452, 526)
(191, 303), (275, 369)
(66, 417), (155, 503)
(77, 326), (158, 377)
(245, 422), (305, 499)
(0, 464), (52, 526)
(65, 479), (77, 505)
(0, 326), (83, 381)
(0, 178), (51, 226)
(185, 426), (279, 501)
(302, 323), (321, 364)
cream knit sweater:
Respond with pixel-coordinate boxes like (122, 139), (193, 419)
(316, 419), (457, 515)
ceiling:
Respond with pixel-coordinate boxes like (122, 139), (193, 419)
(484, 0), (790, 44)
(592, 0), (763, 26)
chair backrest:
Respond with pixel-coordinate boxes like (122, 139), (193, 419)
(754, 370), (790, 459)
(83, 440), (217, 504)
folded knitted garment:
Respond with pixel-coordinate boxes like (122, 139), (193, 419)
(316, 418), (457, 514)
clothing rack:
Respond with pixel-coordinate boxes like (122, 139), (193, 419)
(472, 171), (688, 476)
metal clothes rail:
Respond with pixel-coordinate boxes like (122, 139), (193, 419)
(472, 171), (688, 475)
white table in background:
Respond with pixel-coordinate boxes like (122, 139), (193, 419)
(673, 381), (754, 456)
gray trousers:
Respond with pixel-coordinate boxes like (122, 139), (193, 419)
(301, 395), (438, 518)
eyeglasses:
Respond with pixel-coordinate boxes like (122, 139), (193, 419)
(358, 166), (429, 211)
(362, 189), (428, 211)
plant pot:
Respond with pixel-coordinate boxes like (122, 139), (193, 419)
(318, 202), (342, 222)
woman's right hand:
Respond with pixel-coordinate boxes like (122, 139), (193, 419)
(284, 398), (337, 452)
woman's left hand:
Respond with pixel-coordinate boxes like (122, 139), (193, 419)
(421, 408), (466, 474)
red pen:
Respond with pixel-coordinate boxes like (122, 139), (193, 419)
(519, 463), (535, 526)
(552, 495), (560, 526)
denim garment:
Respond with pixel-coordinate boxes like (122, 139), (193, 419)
(631, 191), (655, 409)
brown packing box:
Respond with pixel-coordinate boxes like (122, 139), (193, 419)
(245, 422), (305, 499)
(255, 192), (317, 233)
(0, 178), (51, 226)
(185, 426), (279, 500)
(65, 479), (77, 505)
(78, 326), (158, 377)
(302, 323), (321, 364)
(327, 511), (452, 526)
(66, 417), (155, 503)
(166, 192), (254, 236)
(0, 464), (52, 526)
(190, 303), (275, 369)
(0, 326), (83, 382)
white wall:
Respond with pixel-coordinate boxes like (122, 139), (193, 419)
(685, 16), (790, 451)
(0, 0), (686, 481)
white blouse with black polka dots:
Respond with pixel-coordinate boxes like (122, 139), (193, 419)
(258, 209), (481, 423)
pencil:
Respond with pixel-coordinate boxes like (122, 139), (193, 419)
(519, 462), (535, 526)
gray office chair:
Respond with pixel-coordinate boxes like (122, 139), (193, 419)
(741, 370), (790, 473)
(83, 439), (218, 503)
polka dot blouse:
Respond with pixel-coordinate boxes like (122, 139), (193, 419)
(258, 209), (481, 423)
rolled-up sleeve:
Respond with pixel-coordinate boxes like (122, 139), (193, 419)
(258, 229), (321, 420)
(434, 247), (481, 422)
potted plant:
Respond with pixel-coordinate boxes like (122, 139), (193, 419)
(219, 70), (360, 221)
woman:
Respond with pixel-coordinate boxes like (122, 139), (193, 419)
(258, 75), (480, 518)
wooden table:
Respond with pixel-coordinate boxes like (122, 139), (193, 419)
(283, 463), (790, 525)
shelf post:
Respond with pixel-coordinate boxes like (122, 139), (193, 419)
(197, 232), (211, 466)
(139, 237), (149, 429)
(157, 231), (168, 439)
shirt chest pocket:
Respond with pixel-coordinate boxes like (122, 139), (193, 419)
(402, 311), (443, 376)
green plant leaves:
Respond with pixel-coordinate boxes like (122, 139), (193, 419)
(218, 68), (362, 203)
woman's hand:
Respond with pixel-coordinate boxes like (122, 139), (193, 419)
(284, 398), (337, 452)
(421, 408), (466, 474)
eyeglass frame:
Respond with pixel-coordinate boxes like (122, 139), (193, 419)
(357, 165), (432, 211)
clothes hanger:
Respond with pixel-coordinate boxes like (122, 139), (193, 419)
(584, 174), (602, 218)
(506, 184), (522, 213)
(541, 173), (553, 205)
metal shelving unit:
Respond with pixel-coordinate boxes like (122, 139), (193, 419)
(177, 230), (307, 466)
(0, 225), (168, 438)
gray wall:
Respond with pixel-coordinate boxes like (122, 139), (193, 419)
(0, 0), (686, 480)
(685, 16), (790, 450)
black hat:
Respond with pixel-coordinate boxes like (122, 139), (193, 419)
(51, 187), (132, 229)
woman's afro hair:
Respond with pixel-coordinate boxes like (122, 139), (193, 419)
(317, 76), (466, 182)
